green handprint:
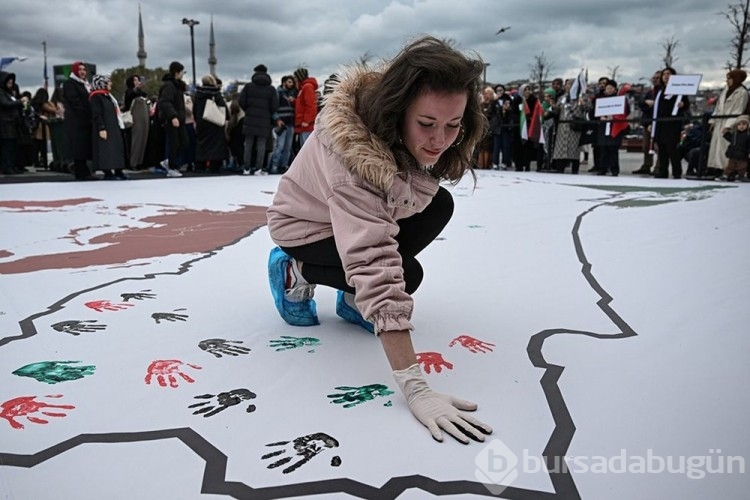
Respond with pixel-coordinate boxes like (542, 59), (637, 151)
(269, 336), (321, 351)
(12, 361), (96, 384)
(327, 384), (394, 408)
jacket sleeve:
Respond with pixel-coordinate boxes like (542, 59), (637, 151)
(327, 182), (414, 333)
(158, 84), (178, 121)
(300, 85), (317, 124)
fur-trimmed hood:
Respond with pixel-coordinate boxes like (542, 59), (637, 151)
(315, 66), (399, 192)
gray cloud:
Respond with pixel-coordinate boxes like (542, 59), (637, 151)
(0, 0), (734, 95)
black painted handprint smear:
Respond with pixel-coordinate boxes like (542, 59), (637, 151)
(188, 389), (257, 417)
(198, 338), (251, 358)
(262, 432), (341, 474)
(151, 310), (189, 324)
(121, 290), (156, 302)
(51, 320), (107, 336)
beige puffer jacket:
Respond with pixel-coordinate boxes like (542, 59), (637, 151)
(267, 67), (440, 333)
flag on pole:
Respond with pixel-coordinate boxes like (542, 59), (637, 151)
(569, 68), (587, 101)
(0, 57), (28, 71)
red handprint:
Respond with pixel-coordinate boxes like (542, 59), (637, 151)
(0, 394), (75, 430)
(85, 300), (134, 313)
(416, 352), (454, 374)
(449, 335), (495, 354)
(145, 359), (202, 388)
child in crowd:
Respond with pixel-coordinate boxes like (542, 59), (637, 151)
(719, 114), (750, 182)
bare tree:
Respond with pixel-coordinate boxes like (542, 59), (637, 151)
(661, 35), (680, 68)
(607, 65), (621, 81)
(720, 0), (750, 70)
(528, 52), (554, 96)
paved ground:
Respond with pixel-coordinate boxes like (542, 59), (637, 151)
(0, 151), (701, 185)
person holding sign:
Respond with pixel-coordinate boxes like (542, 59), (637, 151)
(595, 80), (630, 176)
(652, 67), (690, 179)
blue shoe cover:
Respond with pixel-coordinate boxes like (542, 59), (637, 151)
(268, 247), (319, 326)
(336, 291), (375, 334)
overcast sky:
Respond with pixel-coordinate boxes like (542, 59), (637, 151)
(0, 0), (736, 95)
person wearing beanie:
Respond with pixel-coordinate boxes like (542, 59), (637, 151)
(157, 61), (187, 177)
(708, 68), (749, 173)
(292, 66), (318, 146)
(238, 63), (281, 175)
(718, 114), (750, 181)
(269, 75), (298, 174)
(62, 61), (94, 180)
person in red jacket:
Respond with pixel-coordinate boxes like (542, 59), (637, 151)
(292, 67), (318, 146)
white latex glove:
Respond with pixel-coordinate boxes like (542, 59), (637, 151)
(393, 363), (493, 444)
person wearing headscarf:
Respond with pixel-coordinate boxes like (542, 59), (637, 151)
(707, 69), (749, 173)
(90, 74), (127, 180)
(62, 61), (94, 180)
(0, 71), (24, 174)
(123, 74), (149, 170)
(194, 74), (229, 173)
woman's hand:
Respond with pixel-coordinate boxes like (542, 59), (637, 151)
(393, 363), (493, 444)
(99, 130), (107, 140)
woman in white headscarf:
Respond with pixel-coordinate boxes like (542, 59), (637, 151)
(90, 74), (127, 179)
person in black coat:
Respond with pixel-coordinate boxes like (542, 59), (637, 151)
(653, 67), (691, 179)
(0, 71), (24, 175)
(238, 64), (281, 174)
(157, 61), (187, 177)
(194, 74), (229, 173)
(90, 74), (126, 180)
(62, 61), (94, 180)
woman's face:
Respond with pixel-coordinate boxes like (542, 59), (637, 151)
(402, 90), (466, 167)
(662, 69), (673, 85)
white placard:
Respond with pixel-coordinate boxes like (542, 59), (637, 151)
(594, 95), (626, 117)
(665, 74), (702, 95)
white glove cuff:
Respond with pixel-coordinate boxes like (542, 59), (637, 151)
(392, 363), (431, 402)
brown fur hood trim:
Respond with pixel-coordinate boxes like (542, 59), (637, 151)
(315, 66), (398, 191)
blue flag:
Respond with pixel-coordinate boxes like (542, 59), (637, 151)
(0, 57), (27, 71)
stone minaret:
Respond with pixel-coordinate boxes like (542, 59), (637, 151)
(137, 4), (147, 68)
(208, 15), (217, 77)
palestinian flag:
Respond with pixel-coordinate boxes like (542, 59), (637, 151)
(520, 97), (545, 144)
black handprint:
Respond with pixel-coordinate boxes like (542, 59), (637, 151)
(188, 388), (257, 417)
(198, 338), (251, 358)
(121, 290), (156, 302)
(262, 432), (341, 474)
(51, 320), (107, 336)
(151, 311), (189, 324)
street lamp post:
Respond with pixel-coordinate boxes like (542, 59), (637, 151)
(484, 62), (490, 86)
(181, 18), (199, 91)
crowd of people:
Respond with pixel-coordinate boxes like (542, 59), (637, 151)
(472, 67), (750, 181)
(0, 60), (341, 180)
(1, 58), (747, 182)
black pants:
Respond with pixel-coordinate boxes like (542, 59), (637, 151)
(165, 124), (188, 170)
(282, 186), (454, 295)
(656, 138), (682, 178)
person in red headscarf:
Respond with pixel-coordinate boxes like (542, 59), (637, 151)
(707, 69), (749, 172)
